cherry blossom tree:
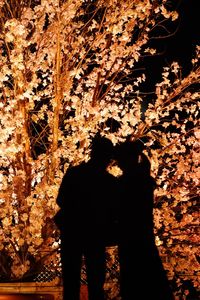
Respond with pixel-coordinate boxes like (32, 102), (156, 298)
(0, 0), (199, 298)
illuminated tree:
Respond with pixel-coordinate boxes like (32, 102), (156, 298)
(0, 0), (199, 298)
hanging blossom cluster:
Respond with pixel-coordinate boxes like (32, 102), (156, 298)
(0, 0), (199, 296)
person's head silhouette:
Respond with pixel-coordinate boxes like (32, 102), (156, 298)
(90, 134), (114, 169)
(116, 139), (144, 173)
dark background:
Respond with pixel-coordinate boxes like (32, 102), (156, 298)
(142, 0), (199, 92)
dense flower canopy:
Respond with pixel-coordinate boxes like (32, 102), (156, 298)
(0, 0), (199, 297)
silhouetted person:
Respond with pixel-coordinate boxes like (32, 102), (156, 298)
(54, 134), (117, 300)
(115, 139), (174, 300)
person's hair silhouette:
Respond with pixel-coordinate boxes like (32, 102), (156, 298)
(54, 134), (117, 300)
(89, 134), (114, 166)
(115, 138), (175, 300)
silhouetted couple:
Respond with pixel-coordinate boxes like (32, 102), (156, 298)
(54, 134), (174, 300)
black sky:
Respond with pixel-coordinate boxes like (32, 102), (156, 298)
(142, 0), (200, 92)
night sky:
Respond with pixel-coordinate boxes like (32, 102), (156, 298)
(141, 0), (200, 93)
(165, 0), (199, 73)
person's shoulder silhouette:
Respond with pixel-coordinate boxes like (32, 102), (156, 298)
(54, 134), (117, 244)
(56, 134), (114, 203)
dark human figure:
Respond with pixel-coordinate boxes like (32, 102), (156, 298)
(115, 139), (175, 300)
(54, 135), (117, 300)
